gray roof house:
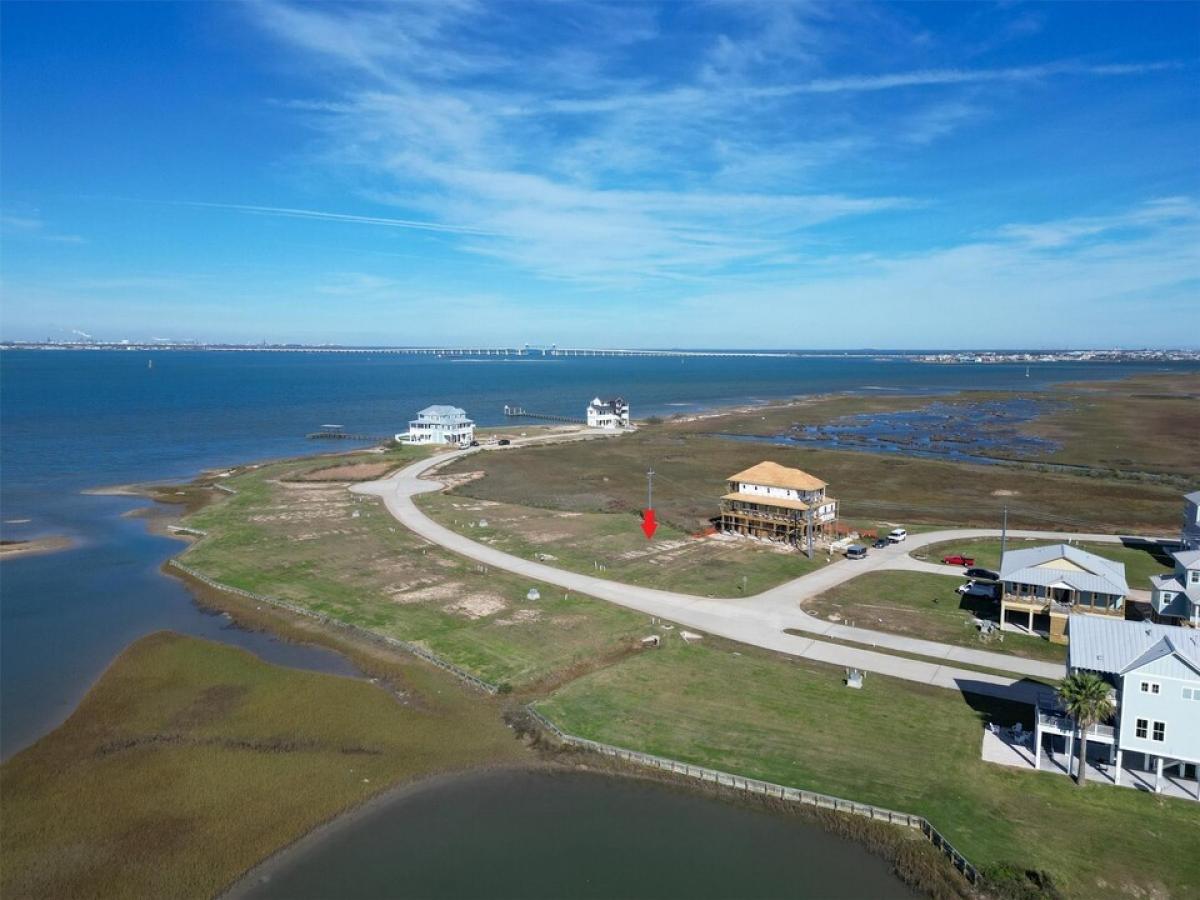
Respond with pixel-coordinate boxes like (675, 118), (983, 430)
(1179, 490), (1200, 551)
(1149, 548), (1200, 627)
(1032, 615), (1200, 798)
(998, 544), (1128, 643)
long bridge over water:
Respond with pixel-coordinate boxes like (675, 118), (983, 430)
(220, 344), (798, 359)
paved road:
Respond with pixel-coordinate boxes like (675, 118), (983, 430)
(355, 447), (1166, 703)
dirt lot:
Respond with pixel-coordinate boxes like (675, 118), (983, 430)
(285, 461), (401, 482)
(178, 457), (647, 689)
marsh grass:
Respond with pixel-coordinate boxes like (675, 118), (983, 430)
(435, 426), (1183, 537)
(0, 632), (528, 900)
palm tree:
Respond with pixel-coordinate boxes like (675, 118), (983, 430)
(1057, 672), (1115, 787)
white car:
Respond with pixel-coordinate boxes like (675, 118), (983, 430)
(958, 580), (998, 600)
(886, 528), (907, 543)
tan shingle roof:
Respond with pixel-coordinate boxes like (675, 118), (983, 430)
(727, 461), (827, 491)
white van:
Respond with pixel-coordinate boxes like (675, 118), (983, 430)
(887, 528), (907, 543)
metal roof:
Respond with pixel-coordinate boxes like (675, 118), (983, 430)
(1172, 548), (1200, 568)
(416, 405), (468, 417)
(999, 544), (1128, 595)
(1184, 490), (1200, 505)
(1067, 614), (1200, 676)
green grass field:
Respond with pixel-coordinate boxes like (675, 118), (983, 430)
(180, 456), (646, 690)
(913, 537), (1177, 586)
(417, 492), (825, 598)
(536, 639), (1200, 900)
(0, 632), (528, 900)
(803, 571), (1065, 663)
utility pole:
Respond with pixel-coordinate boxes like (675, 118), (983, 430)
(646, 466), (655, 510)
(1000, 505), (1008, 562)
(805, 506), (814, 560)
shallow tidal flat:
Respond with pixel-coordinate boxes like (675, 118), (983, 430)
(0, 632), (527, 899)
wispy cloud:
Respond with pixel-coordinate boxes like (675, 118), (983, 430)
(179, 201), (500, 237)
(1, 213), (86, 244)
(241, 0), (1189, 297)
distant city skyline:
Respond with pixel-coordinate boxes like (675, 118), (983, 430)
(2, 1), (1198, 348)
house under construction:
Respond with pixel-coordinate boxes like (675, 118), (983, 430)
(719, 461), (839, 549)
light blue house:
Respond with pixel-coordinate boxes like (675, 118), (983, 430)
(1149, 549), (1200, 627)
(1034, 615), (1200, 799)
(398, 405), (475, 446)
(1181, 490), (1200, 551)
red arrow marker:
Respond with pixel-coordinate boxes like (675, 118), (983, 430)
(641, 508), (657, 539)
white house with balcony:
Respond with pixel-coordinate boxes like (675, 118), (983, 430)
(398, 405), (475, 446)
(586, 397), (630, 429)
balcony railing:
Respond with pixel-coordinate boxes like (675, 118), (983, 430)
(1036, 711), (1116, 741)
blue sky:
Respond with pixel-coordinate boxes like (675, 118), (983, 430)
(2, 1), (1197, 348)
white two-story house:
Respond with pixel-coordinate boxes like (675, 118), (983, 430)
(398, 405), (475, 446)
(719, 461), (838, 548)
(586, 397), (630, 429)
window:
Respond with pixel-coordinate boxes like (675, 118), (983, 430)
(1183, 687), (1196, 701)
(1152, 721), (1166, 742)
(1190, 570), (1199, 585)
(1140, 681), (1160, 695)
(1135, 719), (1148, 739)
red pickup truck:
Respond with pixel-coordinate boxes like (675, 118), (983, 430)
(942, 554), (976, 567)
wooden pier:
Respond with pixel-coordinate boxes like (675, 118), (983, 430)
(306, 430), (389, 442)
(503, 405), (584, 424)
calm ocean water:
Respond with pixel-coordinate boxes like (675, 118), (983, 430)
(1, 350), (1195, 755)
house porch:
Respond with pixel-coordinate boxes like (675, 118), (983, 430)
(981, 728), (1200, 801)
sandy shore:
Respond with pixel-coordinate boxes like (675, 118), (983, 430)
(0, 535), (75, 560)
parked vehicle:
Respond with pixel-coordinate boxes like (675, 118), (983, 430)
(872, 538), (889, 549)
(469, 440), (480, 447)
(845, 544), (868, 560)
(941, 554), (976, 567)
(957, 580), (999, 600)
(965, 567), (999, 581)
(497, 438), (511, 446)
(887, 528), (907, 543)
